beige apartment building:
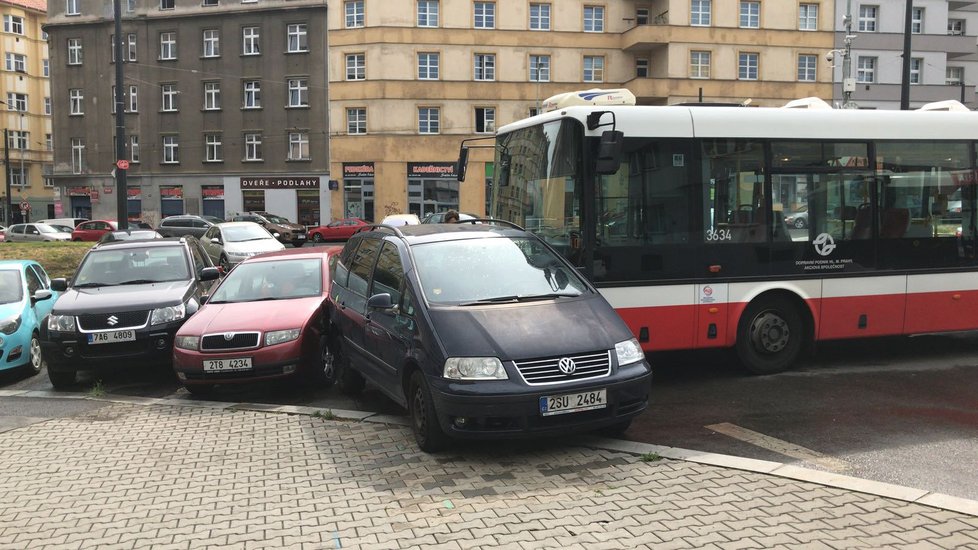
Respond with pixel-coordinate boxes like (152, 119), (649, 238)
(0, 0), (52, 225)
(328, 0), (835, 222)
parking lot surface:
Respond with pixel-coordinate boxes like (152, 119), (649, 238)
(1, 394), (977, 549)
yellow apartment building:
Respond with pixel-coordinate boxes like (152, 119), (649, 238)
(327, 0), (835, 222)
(0, 0), (51, 225)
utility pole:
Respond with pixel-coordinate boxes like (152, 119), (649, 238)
(900, 1), (913, 110)
(113, 0), (128, 228)
(3, 128), (10, 225)
(841, 0), (857, 108)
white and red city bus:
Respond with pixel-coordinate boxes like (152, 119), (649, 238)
(459, 90), (978, 374)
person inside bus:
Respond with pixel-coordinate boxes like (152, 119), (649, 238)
(444, 210), (460, 223)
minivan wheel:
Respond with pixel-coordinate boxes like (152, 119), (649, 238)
(409, 370), (449, 452)
(47, 369), (76, 389)
(305, 336), (337, 388)
(27, 332), (43, 375)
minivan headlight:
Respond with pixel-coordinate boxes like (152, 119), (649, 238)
(443, 357), (507, 380)
(615, 338), (644, 366)
(265, 329), (300, 346)
(48, 314), (76, 333)
(0, 314), (21, 335)
(151, 303), (186, 325)
(174, 335), (199, 350)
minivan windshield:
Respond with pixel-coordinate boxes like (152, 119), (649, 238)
(412, 237), (589, 305)
(72, 246), (190, 286)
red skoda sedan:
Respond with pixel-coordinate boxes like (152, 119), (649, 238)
(172, 246), (341, 394)
(308, 218), (369, 242)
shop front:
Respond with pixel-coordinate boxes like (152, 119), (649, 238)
(68, 186), (93, 219)
(342, 162), (375, 221)
(407, 162), (460, 218)
(160, 185), (184, 217)
(229, 176), (326, 227)
(202, 185), (225, 219)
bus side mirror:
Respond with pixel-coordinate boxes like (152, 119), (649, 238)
(595, 130), (624, 175)
(497, 152), (511, 188)
(456, 147), (469, 182)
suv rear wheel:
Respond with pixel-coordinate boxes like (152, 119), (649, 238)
(48, 369), (76, 389)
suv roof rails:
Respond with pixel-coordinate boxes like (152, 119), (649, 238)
(457, 218), (525, 231)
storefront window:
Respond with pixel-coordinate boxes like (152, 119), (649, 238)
(202, 185), (225, 219)
(127, 188), (141, 223)
(343, 179), (374, 221)
(297, 190), (320, 226)
(160, 185), (184, 217)
(243, 189), (265, 212)
(409, 179), (459, 217)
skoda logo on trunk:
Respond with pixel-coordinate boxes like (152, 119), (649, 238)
(557, 357), (576, 375)
(106, 315), (119, 326)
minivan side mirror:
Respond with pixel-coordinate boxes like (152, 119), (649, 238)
(51, 278), (68, 292)
(200, 266), (221, 281)
(367, 293), (395, 310)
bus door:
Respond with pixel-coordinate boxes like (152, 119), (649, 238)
(695, 283), (729, 348)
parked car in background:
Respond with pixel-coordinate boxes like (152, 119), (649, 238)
(98, 229), (164, 244)
(379, 214), (421, 226)
(37, 218), (88, 229)
(200, 221), (286, 272)
(230, 212), (307, 247)
(0, 225), (5, 242)
(421, 211), (479, 224)
(157, 215), (224, 238)
(0, 260), (58, 376)
(784, 208), (808, 229)
(40, 237), (221, 388)
(327, 223), (652, 452)
(5, 223), (74, 242)
(308, 218), (370, 242)
(173, 246), (343, 394)
(47, 225), (76, 234)
(71, 220), (119, 242)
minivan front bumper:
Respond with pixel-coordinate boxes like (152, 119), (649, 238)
(428, 361), (652, 438)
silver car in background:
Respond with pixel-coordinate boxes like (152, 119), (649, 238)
(4, 223), (74, 242)
(200, 221), (285, 272)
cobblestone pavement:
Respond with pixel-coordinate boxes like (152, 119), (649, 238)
(2, 400), (978, 549)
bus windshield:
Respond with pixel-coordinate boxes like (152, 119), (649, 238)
(492, 119), (583, 257)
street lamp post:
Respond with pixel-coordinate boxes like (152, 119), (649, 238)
(3, 127), (10, 226)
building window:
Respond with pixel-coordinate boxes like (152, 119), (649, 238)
(584, 5), (604, 32)
(129, 135), (140, 162)
(127, 0), (135, 11)
(242, 27), (260, 55)
(690, 51), (711, 79)
(583, 56), (604, 82)
(288, 132), (310, 160)
(203, 29), (220, 57)
(128, 85), (138, 112)
(474, 53), (495, 81)
(691, 0), (711, 26)
(346, 53), (365, 80)
(203, 0), (218, 6)
(418, 0), (439, 27)
(44, 97), (51, 115)
(637, 8), (650, 24)
(126, 33), (137, 61)
(797, 54), (816, 81)
(244, 133), (262, 161)
(160, 32), (176, 60)
(529, 54), (550, 82)
(909, 58), (922, 84)
(530, 3), (550, 30)
(474, 2), (495, 29)
(738, 52), (758, 80)
(162, 135), (179, 164)
(6, 93), (26, 111)
(740, 1), (759, 29)
(71, 138), (84, 173)
(67, 38), (83, 65)
(288, 78), (308, 107)
(66, 0), (80, 16)
(8, 166), (25, 187)
(44, 173), (54, 187)
(948, 20), (965, 35)
(5, 53), (26, 73)
(204, 81), (221, 110)
(161, 83), (178, 111)
(45, 134), (53, 151)
(418, 107), (439, 134)
(857, 56), (876, 83)
(946, 66), (963, 85)
(43, 59), (49, 77)
(799, 3), (818, 30)
(858, 6), (877, 32)
(418, 52), (439, 80)
(8, 131), (28, 150)
(636, 58), (649, 78)
(911, 8), (924, 34)
(475, 107), (494, 133)
(243, 80), (261, 108)
(287, 24), (308, 53)
(68, 89), (83, 115)
(347, 107), (366, 134)
(205, 134), (222, 162)
(3, 15), (24, 34)
(160, 0), (174, 8)
(345, 1), (364, 28)
(111, 85), (137, 113)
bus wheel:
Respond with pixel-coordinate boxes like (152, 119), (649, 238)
(736, 297), (805, 375)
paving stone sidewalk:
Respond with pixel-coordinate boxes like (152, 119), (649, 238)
(1, 401), (977, 549)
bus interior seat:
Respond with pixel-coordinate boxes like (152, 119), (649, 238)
(852, 204), (873, 239)
(880, 208), (910, 238)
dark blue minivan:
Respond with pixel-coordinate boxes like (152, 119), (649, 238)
(327, 221), (652, 452)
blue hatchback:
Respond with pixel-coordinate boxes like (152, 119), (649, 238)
(0, 260), (58, 375)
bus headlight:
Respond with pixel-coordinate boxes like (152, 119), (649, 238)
(615, 338), (644, 366)
(443, 357), (507, 380)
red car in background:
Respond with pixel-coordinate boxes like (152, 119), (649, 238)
(71, 220), (119, 241)
(172, 246), (342, 394)
(308, 218), (369, 242)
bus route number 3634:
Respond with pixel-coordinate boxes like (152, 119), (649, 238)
(705, 228), (732, 241)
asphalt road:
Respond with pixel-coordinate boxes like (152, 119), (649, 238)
(2, 330), (977, 501)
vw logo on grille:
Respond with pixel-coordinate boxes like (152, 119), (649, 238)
(106, 315), (119, 326)
(557, 357), (577, 375)
(223, 332), (235, 341)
